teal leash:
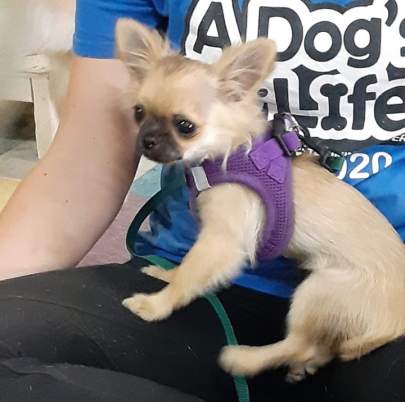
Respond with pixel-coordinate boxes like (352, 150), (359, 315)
(126, 181), (250, 402)
(125, 177), (185, 255)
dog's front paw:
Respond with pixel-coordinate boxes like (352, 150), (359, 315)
(141, 265), (176, 283)
(219, 345), (265, 377)
(122, 293), (172, 322)
(286, 365), (307, 383)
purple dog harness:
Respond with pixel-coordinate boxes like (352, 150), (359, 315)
(185, 126), (301, 261)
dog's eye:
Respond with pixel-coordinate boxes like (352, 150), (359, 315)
(134, 104), (145, 123)
(173, 115), (196, 137)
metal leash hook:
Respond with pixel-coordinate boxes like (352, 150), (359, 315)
(277, 112), (345, 174)
(271, 113), (294, 157)
(280, 112), (301, 134)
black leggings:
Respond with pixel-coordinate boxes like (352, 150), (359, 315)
(0, 258), (404, 402)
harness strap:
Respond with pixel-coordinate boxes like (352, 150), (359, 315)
(126, 180), (251, 402)
(186, 127), (300, 261)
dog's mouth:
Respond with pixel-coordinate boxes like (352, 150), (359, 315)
(142, 146), (183, 164)
(138, 118), (184, 164)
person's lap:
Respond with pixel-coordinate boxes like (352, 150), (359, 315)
(0, 258), (403, 402)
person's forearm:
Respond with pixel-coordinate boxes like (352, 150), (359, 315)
(0, 57), (138, 279)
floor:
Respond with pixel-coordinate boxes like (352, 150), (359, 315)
(0, 102), (161, 266)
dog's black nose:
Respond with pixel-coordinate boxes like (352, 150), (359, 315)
(143, 136), (157, 150)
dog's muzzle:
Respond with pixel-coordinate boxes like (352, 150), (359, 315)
(138, 116), (181, 163)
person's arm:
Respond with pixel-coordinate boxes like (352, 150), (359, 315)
(0, 56), (137, 279)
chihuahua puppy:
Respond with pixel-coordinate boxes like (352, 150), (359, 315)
(116, 19), (405, 381)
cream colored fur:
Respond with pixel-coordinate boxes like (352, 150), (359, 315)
(0, 0), (75, 130)
(1, 0), (75, 58)
(117, 19), (405, 381)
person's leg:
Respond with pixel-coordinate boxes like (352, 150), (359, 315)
(0, 258), (404, 402)
(0, 258), (236, 402)
(0, 358), (204, 402)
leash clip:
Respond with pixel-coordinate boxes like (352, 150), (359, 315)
(281, 113), (301, 134)
(272, 113), (296, 157)
(277, 113), (344, 173)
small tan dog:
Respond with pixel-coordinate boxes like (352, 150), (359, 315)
(116, 19), (405, 381)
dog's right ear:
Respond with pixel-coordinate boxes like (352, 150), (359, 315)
(116, 19), (169, 81)
(214, 38), (277, 102)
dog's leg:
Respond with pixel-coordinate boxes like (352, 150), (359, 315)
(221, 269), (338, 378)
(123, 232), (246, 321)
(339, 333), (401, 361)
(285, 345), (332, 382)
(220, 338), (299, 377)
(141, 265), (177, 283)
(123, 185), (260, 322)
(220, 333), (333, 379)
(220, 333), (320, 376)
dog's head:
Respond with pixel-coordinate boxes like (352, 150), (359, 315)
(116, 19), (276, 164)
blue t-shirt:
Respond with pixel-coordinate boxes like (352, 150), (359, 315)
(74, 0), (405, 298)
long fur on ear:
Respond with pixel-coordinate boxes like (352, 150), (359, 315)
(115, 18), (169, 81)
(214, 38), (277, 101)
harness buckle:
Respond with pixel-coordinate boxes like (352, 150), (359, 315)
(190, 166), (211, 192)
(272, 113), (295, 157)
(275, 112), (344, 173)
(281, 113), (301, 133)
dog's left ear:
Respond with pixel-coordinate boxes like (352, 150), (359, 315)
(116, 18), (169, 81)
(214, 38), (277, 101)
